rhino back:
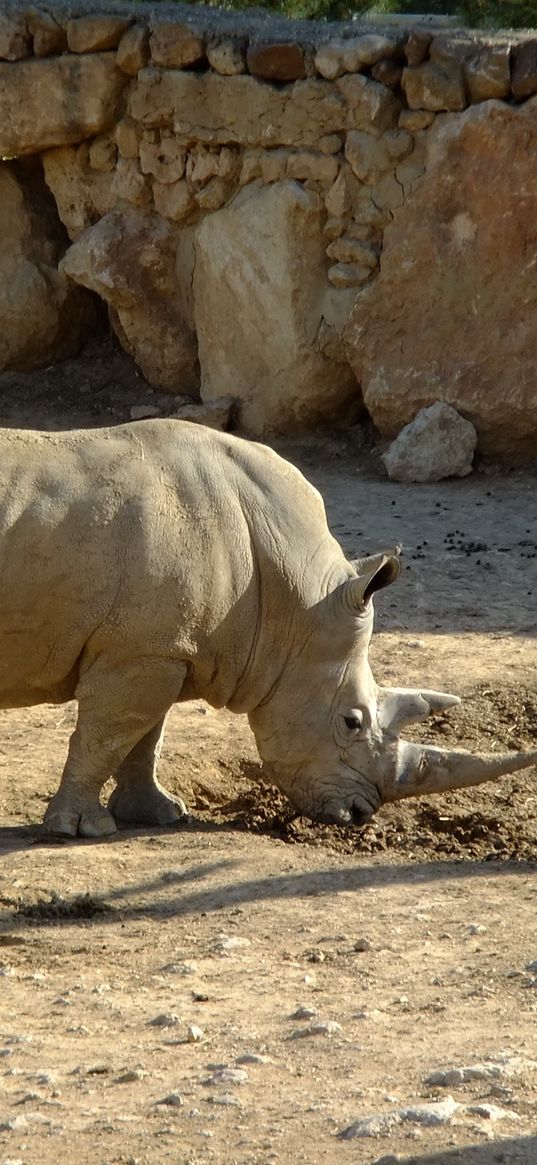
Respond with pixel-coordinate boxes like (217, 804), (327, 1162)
(0, 422), (347, 710)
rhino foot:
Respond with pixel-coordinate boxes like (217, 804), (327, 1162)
(43, 804), (118, 839)
(108, 784), (188, 828)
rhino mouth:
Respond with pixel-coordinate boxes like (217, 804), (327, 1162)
(308, 800), (376, 828)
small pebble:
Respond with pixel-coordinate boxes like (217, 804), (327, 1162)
(209, 1093), (242, 1107)
(212, 934), (251, 952)
(289, 1021), (342, 1039)
(236, 1053), (273, 1065)
(353, 938), (372, 952)
(187, 1025), (205, 1044)
(205, 1067), (248, 1086)
(115, 1069), (146, 1084)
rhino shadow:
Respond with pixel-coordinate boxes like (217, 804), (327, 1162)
(385, 1136), (537, 1165)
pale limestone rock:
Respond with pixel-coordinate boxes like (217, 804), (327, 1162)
(28, 11), (67, 58)
(194, 180), (357, 434)
(328, 262), (372, 288)
(152, 178), (195, 222)
(286, 151), (339, 184)
(399, 108), (435, 131)
(323, 216), (346, 240)
(464, 45), (511, 103)
(0, 159), (95, 372)
(88, 134), (117, 173)
(196, 177), (230, 211)
(395, 157), (425, 196)
(111, 158), (151, 209)
(207, 38), (246, 76)
(369, 172), (404, 211)
(186, 147), (220, 187)
(318, 134), (343, 155)
(117, 24), (149, 76)
(0, 54), (127, 157)
(139, 134), (186, 184)
(384, 129), (414, 159)
(314, 40), (347, 81)
(129, 68), (397, 147)
(402, 62), (466, 112)
(171, 398), (236, 430)
(342, 34), (399, 71)
(0, 12), (31, 60)
(326, 238), (378, 267)
(60, 211), (199, 394)
(42, 144), (115, 239)
(115, 119), (140, 160)
(217, 147), (241, 182)
(345, 131), (391, 184)
(345, 100), (537, 461)
(325, 169), (351, 218)
(150, 22), (205, 70)
(66, 15), (131, 54)
(382, 402), (477, 482)
(239, 150), (262, 185)
(260, 149), (288, 182)
(336, 75), (401, 133)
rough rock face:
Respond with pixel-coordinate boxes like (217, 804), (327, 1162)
(194, 180), (359, 434)
(345, 100), (537, 462)
(382, 402), (477, 482)
(60, 212), (199, 394)
(0, 53), (127, 156)
(0, 158), (96, 372)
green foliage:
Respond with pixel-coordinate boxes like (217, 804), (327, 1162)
(157, 0), (537, 27)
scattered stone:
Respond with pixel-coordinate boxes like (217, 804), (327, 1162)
(353, 938), (373, 952)
(289, 1021), (342, 1039)
(156, 1093), (184, 1107)
(289, 1006), (318, 1021)
(205, 1067), (249, 1086)
(340, 1112), (401, 1139)
(466, 923), (486, 935)
(211, 933), (251, 952)
(400, 1096), (459, 1126)
(236, 1053), (273, 1065)
(187, 1025), (205, 1044)
(116, 1069), (146, 1083)
(382, 403), (477, 483)
(130, 404), (161, 421)
(148, 1013), (181, 1028)
(209, 1093), (242, 1106)
(466, 1103), (518, 1121)
(426, 1056), (537, 1086)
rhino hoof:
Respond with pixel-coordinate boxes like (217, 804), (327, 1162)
(108, 787), (188, 827)
(42, 805), (118, 838)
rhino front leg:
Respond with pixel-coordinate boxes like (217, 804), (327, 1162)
(108, 716), (188, 827)
(43, 659), (187, 838)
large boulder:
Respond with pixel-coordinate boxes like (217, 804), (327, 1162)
(60, 211), (199, 394)
(345, 100), (537, 463)
(0, 54), (127, 157)
(0, 158), (96, 373)
(382, 402), (477, 483)
(193, 180), (359, 434)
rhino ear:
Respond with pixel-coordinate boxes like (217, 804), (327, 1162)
(344, 549), (401, 612)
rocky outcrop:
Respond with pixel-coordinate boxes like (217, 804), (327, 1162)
(382, 402), (477, 482)
(194, 180), (359, 435)
(345, 100), (537, 462)
(0, 158), (96, 372)
(60, 212), (199, 394)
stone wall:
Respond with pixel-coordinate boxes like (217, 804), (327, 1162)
(1, 0), (536, 458)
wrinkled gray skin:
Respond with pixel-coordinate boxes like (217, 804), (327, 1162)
(0, 420), (534, 838)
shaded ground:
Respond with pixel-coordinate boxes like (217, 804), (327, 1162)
(0, 338), (536, 1164)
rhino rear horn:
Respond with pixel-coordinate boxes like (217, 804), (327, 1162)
(378, 687), (461, 734)
(392, 740), (537, 801)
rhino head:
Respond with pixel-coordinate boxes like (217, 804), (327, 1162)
(248, 551), (537, 826)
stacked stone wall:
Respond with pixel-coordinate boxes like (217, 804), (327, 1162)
(0, 0), (536, 458)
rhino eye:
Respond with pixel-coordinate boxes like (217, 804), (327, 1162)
(343, 713), (363, 732)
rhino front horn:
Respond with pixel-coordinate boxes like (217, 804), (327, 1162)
(392, 741), (537, 801)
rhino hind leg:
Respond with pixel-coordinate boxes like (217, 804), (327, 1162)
(108, 716), (188, 827)
(43, 659), (187, 838)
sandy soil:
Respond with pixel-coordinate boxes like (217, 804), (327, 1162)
(0, 338), (536, 1165)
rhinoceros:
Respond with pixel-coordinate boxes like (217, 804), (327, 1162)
(0, 419), (534, 837)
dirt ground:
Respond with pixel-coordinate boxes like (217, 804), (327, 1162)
(0, 337), (536, 1165)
